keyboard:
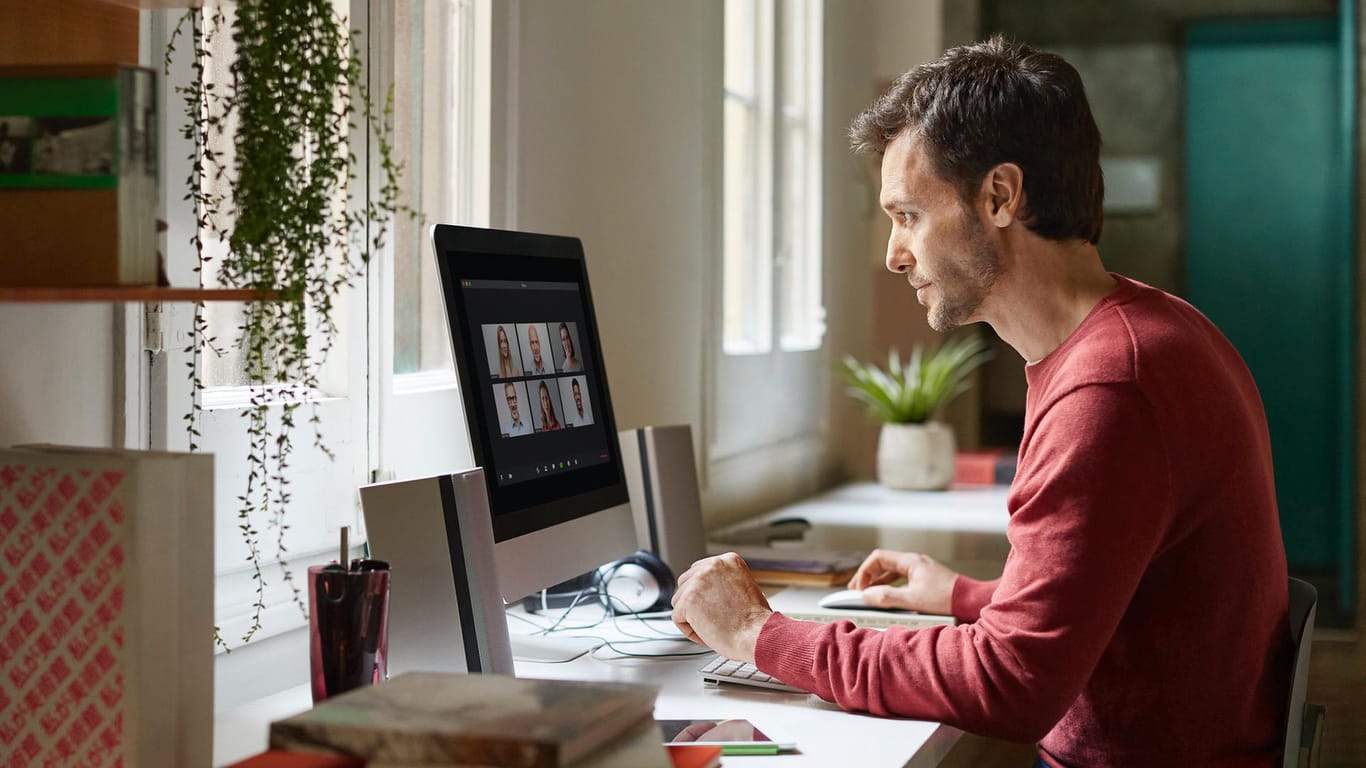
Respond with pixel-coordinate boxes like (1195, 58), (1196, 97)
(780, 610), (954, 630)
(699, 655), (806, 693)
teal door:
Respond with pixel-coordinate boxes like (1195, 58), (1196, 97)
(1185, 17), (1356, 624)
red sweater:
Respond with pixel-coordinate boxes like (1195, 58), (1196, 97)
(756, 276), (1291, 766)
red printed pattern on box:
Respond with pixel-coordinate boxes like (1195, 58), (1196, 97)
(0, 463), (127, 767)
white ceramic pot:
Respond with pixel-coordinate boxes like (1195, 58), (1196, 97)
(877, 421), (956, 490)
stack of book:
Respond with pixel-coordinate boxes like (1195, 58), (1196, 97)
(267, 672), (671, 767)
(721, 545), (865, 587)
(953, 448), (1018, 485)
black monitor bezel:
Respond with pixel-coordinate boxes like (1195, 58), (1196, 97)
(432, 224), (629, 543)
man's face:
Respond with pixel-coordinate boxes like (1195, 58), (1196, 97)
(880, 131), (1001, 332)
(572, 381), (582, 413)
(504, 384), (520, 421)
(528, 326), (542, 366)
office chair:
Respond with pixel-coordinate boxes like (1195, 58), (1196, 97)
(1283, 577), (1323, 768)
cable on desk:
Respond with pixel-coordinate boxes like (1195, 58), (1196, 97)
(507, 590), (709, 661)
(589, 639), (713, 660)
(519, 587), (611, 634)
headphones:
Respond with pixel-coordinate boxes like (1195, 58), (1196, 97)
(591, 549), (676, 615)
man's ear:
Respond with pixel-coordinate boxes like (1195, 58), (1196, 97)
(979, 162), (1025, 228)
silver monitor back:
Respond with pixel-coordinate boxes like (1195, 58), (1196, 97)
(359, 468), (515, 676)
(492, 500), (636, 601)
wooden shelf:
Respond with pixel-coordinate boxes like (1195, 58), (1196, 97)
(94, 0), (207, 8)
(0, 286), (268, 303)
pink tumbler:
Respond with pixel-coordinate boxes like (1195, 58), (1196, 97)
(308, 559), (390, 703)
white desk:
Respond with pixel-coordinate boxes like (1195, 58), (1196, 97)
(215, 483), (1009, 767)
(514, 618), (964, 768)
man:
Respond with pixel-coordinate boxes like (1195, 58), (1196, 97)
(570, 378), (589, 425)
(671, 36), (1291, 767)
(503, 383), (532, 437)
(527, 325), (549, 374)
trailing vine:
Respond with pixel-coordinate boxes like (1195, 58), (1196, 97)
(166, 1), (402, 649)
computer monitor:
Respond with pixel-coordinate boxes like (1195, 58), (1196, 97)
(431, 223), (639, 603)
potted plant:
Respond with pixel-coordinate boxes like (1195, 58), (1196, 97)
(838, 333), (991, 490)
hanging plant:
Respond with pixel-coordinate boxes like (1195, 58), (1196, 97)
(166, 0), (403, 648)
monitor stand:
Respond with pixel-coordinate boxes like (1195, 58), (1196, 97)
(509, 634), (604, 663)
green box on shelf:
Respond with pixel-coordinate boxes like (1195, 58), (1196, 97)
(0, 63), (158, 287)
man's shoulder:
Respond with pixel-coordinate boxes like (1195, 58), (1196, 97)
(1035, 276), (1250, 420)
(1057, 278), (1221, 380)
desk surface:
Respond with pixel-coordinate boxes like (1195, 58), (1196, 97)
(722, 481), (1010, 533)
(215, 612), (963, 768)
(215, 483), (1008, 767)
(515, 618), (963, 768)
(711, 482), (1011, 582)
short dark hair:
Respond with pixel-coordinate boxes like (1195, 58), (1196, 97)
(849, 35), (1103, 244)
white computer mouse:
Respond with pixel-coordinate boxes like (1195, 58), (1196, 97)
(817, 588), (871, 610)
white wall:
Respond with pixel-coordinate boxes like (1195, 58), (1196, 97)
(509, 2), (710, 439)
(872, 0), (944, 80)
(0, 305), (119, 447)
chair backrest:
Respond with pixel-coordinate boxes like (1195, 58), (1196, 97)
(1282, 577), (1318, 768)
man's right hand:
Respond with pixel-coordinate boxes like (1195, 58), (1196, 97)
(846, 549), (959, 615)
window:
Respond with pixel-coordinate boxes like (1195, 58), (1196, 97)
(375, 0), (488, 482)
(712, 0), (825, 462)
(722, 0), (824, 356)
(391, 0), (488, 382)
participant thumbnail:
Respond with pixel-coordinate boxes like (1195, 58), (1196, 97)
(517, 322), (553, 376)
(531, 379), (565, 432)
(492, 381), (533, 437)
(553, 321), (584, 373)
(558, 376), (594, 427)
(482, 323), (524, 379)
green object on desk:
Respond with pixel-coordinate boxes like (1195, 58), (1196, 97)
(720, 743), (784, 755)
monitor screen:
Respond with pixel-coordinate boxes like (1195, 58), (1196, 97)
(432, 224), (630, 546)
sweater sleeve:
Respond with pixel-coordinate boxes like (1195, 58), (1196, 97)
(754, 383), (1174, 742)
(951, 576), (999, 623)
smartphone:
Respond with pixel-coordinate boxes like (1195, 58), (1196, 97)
(656, 718), (796, 755)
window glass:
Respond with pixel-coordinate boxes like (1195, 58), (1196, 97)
(392, 0), (482, 375)
(722, 0), (823, 357)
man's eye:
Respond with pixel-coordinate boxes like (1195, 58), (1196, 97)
(899, 211), (914, 225)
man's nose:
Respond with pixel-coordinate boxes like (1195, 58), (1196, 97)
(886, 232), (914, 274)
